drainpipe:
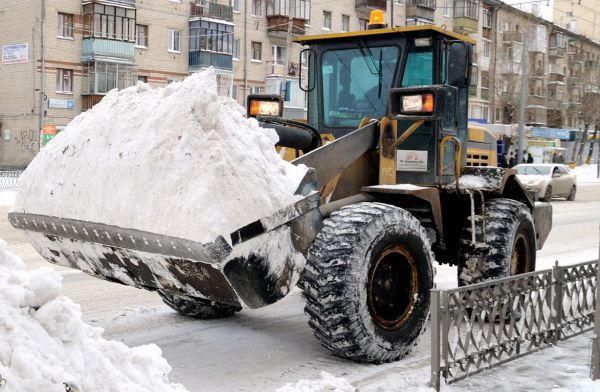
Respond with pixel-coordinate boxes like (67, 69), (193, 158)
(243, 0), (248, 105)
(39, 0), (46, 150)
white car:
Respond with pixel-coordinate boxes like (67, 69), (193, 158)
(513, 163), (577, 201)
(514, 163), (577, 201)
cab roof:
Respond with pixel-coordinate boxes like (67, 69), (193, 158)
(294, 25), (476, 45)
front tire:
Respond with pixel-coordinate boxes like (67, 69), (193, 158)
(158, 290), (241, 319)
(541, 185), (553, 202)
(567, 185), (576, 201)
(302, 202), (434, 363)
(457, 198), (536, 286)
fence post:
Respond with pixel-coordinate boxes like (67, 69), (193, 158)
(430, 289), (441, 392)
(590, 227), (600, 379)
(552, 261), (564, 344)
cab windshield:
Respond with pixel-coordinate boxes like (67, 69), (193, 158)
(321, 45), (399, 127)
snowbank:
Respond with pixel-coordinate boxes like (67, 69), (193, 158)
(277, 372), (355, 392)
(0, 239), (188, 392)
(572, 164), (600, 184)
(14, 69), (307, 244)
(0, 191), (16, 207)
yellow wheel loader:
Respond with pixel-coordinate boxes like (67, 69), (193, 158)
(9, 23), (552, 364)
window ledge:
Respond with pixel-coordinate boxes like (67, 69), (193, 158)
(57, 36), (74, 40)
(233, 58), (239, 61)
(321, 27), (331, 31)
(168, 50), (181, 54)
(55, 91), (74, 95)
(250, 59), (262, 63)
(135, 45), (148, 49)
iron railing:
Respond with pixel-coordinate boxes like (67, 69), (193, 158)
(431, 260), (598, 390)
(0, 170), (23, 192)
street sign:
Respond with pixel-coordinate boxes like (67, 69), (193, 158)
(41, 124), (57, 146)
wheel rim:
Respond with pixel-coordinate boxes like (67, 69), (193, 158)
(367, 245), (418, 330)
(511, 231), (530, 275)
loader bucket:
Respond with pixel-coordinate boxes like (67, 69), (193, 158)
(9, 172), (322, 309)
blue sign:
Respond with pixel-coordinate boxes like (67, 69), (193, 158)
(67, 99), (75, 109)
(468, 118), (488, 124)
(528, 127), (572, 140)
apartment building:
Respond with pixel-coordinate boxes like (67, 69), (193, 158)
(2, 0), (600, 166)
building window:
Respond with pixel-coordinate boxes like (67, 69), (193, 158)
(57, 13), (73, 38)
(481, 71), (489, 89)
(341, 15), (349, 32)
(482, 39), (490, 58)
(232, 84), (238, 100)
(231, 0), (240, 12)
(138, 75), (148, 83)
(252, 0), (262, 16)
(189, 20), (233, 54)
(359, 18), (368, 30)
(169, 29), (181, 52)
(82, 4), (136, 42)
(443, 0), (450, 17)
(296, 0), (310, 20)
(322, 11), (331, 30)
(56, 69), (73, 93)
(482, 8), (491, 28)
(251, 41), (262, 61)
(233, 39), (240, 59)
(454, 0), (479, 20)
(135, 24), (148, 47)
(250, 86), (264, 94)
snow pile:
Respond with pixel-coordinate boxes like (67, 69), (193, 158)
(0, 239), (188, 392)
(0, 191), (16, 207)
(277, 372), (355, 392)
(572, 164), (600, 184)
(14, 69), (307, 244)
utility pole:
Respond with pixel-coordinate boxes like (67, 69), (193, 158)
(39, 0), (46, 149)
(243, 0), (248, 105)
(517, 30), (528, 165)
(281, 0), (296, 109)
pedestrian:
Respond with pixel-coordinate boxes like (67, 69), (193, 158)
(498, 153), (508, 168)
(527, 153), (534, 164)
(558, 153), (565, 164)
(508, 153), (516, 168)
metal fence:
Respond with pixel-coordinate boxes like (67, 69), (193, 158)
(0, 170), (23, 191)
(431, 260), (598, 390)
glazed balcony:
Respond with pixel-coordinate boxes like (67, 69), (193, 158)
(190, 1), (233, 21)
(189, 51), (233, 71)
(355, 0), (387, 12)
(81, 37), (135, 63)
(406, 0), (435, 21)
(548, 47), (565, 58)
(502, 31), (522, 43)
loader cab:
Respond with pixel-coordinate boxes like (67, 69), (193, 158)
(296, 26), (474, 186)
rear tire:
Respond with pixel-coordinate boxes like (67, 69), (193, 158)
(567, 185), (576, 201)
(541, 185), (552, 202)
(302, 202), (434, 363)
(158, 290), (241, 319)
(457, 198), (536, 286)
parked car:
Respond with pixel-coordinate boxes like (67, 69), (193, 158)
(514, 163), (577, 201)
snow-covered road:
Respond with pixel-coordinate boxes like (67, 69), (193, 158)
(1, 183), (599, 391)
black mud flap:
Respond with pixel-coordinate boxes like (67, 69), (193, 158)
(533, 201), (552, 250)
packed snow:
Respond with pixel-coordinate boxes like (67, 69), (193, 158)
(0, 239), (187, 392)
(14, 69), (307, 244)
(573, 164), (600, 184)
(277, 372), (355, 392)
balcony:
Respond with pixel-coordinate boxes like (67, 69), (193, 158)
(355, 0), (387, 12)
(567, 102), (581, 112)
(548, 47), (565, 58)
(83, 0), (136, 5)
(585, 60), (600, 69)
(266, 15), (306, 35)
(548, 63), (564, 75)
(527, 95), (546, 106)
(529, 66), (544, 78)
(502, 31), (522, 43)
(190, 1), (233, 21)
(81, 38), (135, 63)
(480, 88), (489, 101)
(189, 51), (233, 71)
(453, 17), (478, 33)
(267, 61), (300, 77)
(545, 99), (563, 110)
(568, 53), (585, 64)
(585, 86), (600, 95)
(406, 0), (435, 21)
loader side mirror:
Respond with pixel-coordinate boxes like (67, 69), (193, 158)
(247, 95), (283, 118)
(447, 41), (471, 88)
